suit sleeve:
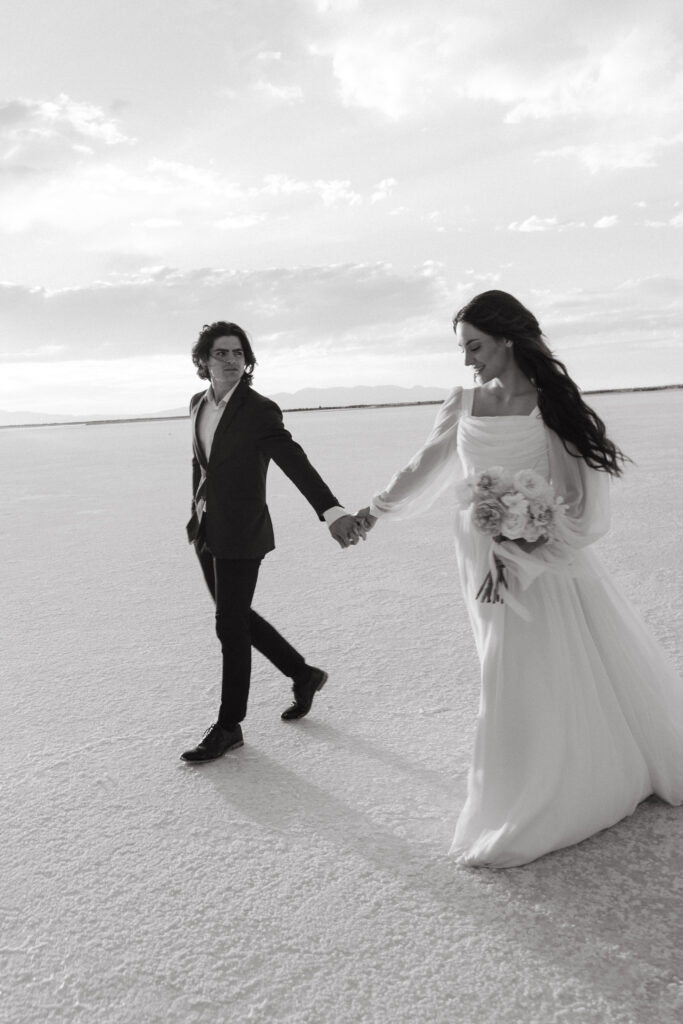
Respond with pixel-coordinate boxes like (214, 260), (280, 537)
(258, 401), (341, 520)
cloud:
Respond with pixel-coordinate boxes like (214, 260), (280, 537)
(0, 86), (388, 239)
(508, 216), (559, 233)
(594, 215), (619, 229)
(258, 173), (361, 206)
(214, 213), (269, 230)
(260, 174), (311, 197)
(370, 178), (397, 203)
(502, 24), (683, 123)
(309, 1), (683, 169)
(0, 161), (213, 232)
(5, 261), (680, 376)
(314, 179), (362, 207)
(530, 274), (683, 350)
(311, 14), (470, 120)
(0, 262), (451, 363)
(3, 266), (682, 410)
(0, 94), (132, 177)
(0, 138), (371, 233)
(540, 134), (683, 173)
(256, 81), (304, 103)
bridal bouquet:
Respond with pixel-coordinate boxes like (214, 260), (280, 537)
(456, 467), (565, 605)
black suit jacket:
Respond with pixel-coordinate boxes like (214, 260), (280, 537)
(186, 381), (340, 559)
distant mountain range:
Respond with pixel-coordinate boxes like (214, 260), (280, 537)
(2, 382), (680, 427)
(0, 385), (452, 426)
(269, 384), (451, 409)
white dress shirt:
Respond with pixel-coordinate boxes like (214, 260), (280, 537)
(197, 382), (241, 460)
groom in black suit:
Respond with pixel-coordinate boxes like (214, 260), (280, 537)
(182, 321), (362, 763)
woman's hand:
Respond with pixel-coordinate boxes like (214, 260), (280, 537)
(512, 536), (548, 554)
(493, 534), (548, 554)
(356, 507), (378, 532)
(476, 556), (507, 604)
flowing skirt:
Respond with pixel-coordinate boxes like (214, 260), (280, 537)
(449, 510), (683, 868)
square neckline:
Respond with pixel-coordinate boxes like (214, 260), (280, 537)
(464, 387), (539, 419)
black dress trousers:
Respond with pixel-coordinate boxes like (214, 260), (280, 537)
(194, 540), (306, 724)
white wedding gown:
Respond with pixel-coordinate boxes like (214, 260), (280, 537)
(370, 387), (683, 867)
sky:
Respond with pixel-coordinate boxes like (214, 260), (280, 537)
(1, 0), (682, 415)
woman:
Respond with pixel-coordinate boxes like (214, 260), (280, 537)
(359, 290), (683, 868)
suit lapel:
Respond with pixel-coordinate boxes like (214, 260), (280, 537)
(191, 390), (210, 470)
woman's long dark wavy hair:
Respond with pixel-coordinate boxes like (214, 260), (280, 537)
(191, 321), (256, 386)
(453, 290), (628, 476)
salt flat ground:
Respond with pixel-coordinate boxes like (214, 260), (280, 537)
(2, 390), (682, 1024)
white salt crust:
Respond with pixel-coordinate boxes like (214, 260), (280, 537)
(2, 390), (682, 1024)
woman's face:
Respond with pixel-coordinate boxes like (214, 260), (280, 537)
(455, 320), (510, 384)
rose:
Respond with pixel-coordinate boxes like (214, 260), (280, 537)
(472, 497), (505, 535)
(474, 466), (513, 498)
(512, 469), (553, 501)
(522, 519), (545, 543)
(501, 505), (529, 540)
(528, 499), (555, 533)
(501, 492), (529, 512)
(498, 492), (529, 539)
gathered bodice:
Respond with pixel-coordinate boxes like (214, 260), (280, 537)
(457, 402), (550, 480)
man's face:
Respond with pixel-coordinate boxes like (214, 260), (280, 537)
(206, 335), (246, 388)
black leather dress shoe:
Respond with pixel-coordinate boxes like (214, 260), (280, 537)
(180, 722), (244, 762)
(281, 667), (328, 721)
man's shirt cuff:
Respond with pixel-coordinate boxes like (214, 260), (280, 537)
(323, 506), (347, 526)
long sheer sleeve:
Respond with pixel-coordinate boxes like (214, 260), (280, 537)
(369, 387), (463, 520)
(546, 428), (611, 549)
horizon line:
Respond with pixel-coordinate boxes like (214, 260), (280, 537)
(1, 382), (681, 431)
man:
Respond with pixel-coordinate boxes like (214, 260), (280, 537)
(182, 321), (362, 763)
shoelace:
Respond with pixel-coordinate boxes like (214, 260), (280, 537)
(202, 722), (223, 741)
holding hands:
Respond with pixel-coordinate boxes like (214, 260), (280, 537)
(328, 508), (378, 549)
(355, 507), (377, 533)
(328, 514), (365, 548)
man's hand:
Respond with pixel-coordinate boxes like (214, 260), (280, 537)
(355, 507), (378, 532)
(329, 514), (367, 549)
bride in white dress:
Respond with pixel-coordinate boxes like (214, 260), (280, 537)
(359, 290), (683, 868)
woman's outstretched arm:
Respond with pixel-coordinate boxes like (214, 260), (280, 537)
(363, 387), (464, 524)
